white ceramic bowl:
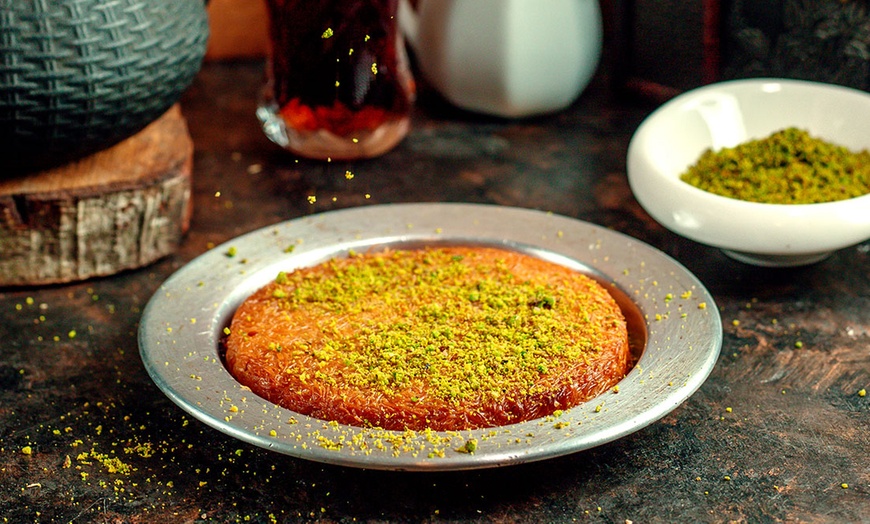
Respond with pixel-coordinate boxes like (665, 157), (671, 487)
(627, 78), (870, 267)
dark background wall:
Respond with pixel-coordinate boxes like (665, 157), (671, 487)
(612, 0), (870, 100)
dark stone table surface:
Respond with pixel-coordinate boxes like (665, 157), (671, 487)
(1, 61), (867, 523)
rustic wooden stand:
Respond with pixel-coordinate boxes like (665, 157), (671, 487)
(0, 105), (193, 286)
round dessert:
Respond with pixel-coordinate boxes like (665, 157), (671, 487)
(224, 246), (631, 431)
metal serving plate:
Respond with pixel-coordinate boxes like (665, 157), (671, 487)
(139, 203), (722, 471)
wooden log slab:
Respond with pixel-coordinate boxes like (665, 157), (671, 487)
(0, 105), (193, 286)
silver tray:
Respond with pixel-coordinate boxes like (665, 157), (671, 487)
(139, 203), (722, 471)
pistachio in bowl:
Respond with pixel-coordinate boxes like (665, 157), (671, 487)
(627, 78), (870, 267)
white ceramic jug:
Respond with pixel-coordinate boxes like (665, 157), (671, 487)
(399, 0), (602, 118)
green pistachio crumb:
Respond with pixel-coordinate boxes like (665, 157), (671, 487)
(680, 127), (870, 204)
(261, 248), (621, 405)
(456, 438), (477, 454)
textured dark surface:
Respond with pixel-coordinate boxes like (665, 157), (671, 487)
(722, 0), (870, 91)
(0, 61), (867, 523)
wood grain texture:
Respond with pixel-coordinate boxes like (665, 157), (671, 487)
(0, 106), (193, 286)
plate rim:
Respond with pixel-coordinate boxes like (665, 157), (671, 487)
(139, 202), (722, 471)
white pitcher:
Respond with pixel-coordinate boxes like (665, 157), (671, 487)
(399, 0), (602, 118)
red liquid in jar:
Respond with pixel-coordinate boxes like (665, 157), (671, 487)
(259, 0), (414, 159)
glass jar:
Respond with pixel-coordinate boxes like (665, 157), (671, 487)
(257, 0), (415, 160)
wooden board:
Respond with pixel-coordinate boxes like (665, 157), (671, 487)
(0, 105), (193, 287)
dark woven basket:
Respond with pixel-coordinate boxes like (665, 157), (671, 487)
(0, 0), (209, 173)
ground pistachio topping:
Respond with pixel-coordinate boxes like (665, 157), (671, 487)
(226, 246), (631, 431)
(680, 127), (870, 204)
(261, 248), (615, 403)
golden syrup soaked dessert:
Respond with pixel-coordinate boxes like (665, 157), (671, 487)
(224, 246), (631, 431)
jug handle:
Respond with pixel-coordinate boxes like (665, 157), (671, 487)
(397, 0), (421, 50)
